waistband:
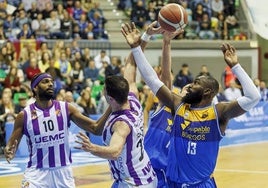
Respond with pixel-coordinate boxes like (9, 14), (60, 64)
(180, 175), (214, 188)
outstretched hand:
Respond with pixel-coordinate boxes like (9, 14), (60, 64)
(4, 140), (18, 163)
(221, 43), (238, 68)
(74, 132), (93, 152)
(121, 22), (141, 48)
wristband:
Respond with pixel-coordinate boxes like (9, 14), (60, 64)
(141, 32), (151, 42)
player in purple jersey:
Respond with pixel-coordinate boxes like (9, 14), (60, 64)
(121, 22), (260, 187)
(75, 40), (158, 187)
(4, 73), (111, 188)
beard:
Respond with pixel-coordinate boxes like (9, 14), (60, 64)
(38, 87), (54, 100)
(181, 89), (203, 104)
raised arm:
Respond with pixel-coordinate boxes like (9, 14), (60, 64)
(216, 43), (261, 130)
(69, 103), (111, 135)
(121, 22), (180, 111)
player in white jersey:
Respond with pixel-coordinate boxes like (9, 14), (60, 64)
(4, 73), (111, 188)
(75, 42), (157, 187)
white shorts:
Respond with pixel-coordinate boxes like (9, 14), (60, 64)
(22, 166), (75, 188)
(112, 177), (158, 188)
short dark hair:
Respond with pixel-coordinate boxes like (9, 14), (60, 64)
(105, 75), (129, 105)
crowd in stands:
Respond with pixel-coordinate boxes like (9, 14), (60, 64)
(0, 0), (257, 154)
(118, 0), (247, 40)
(0, 0), (109, 41)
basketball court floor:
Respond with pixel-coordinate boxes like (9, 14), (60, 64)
(1, 131), (268, 187)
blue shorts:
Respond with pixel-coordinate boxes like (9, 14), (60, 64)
(168, 177), (217, 188)
(154, 168), (169, 188)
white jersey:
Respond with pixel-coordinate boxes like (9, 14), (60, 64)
(103, 93), (156, 186)
(23, 100), (72, 169)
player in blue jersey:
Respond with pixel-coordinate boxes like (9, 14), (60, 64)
(143, 23), (185, 188)
(4, 72), (111, 188)
(75, 36), (158, 187)
(121, 22), (261, 188)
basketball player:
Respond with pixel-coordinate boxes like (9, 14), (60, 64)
(4, 73), (111, 188)
(74, 35), (158, 187)
(143, 24), (184, 188)
(121, 22), (261, 187)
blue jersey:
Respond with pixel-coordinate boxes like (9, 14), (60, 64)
(144, 106), (173, 170)
(166, 103), (224, 184)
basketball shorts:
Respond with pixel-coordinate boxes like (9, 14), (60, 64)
(111, 177), (158, 188)
(22, 166), (75, 188)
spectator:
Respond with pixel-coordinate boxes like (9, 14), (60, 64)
(73, 0), (84, 21)
(45, 59), (63, 94)
(3, 67), (21, 94)
(0, 91), (15, 153)
(15, 9), (31, 31)
(82, 47), (93, 63)
(224, 15), (239, 40)
(89, 10), (108, 39)
(0, 46), (10, 71)
(17, 23), (35, 39)
(3, 14), (18, 39)
(105, 56), (121, 77)
(64, 0), (75, 19)
(173, 63), (194, 89)
(196, 64), (212, 78)
(0, 24), (7, 40)
(73, 51), (86, 69)
(87, 1), (105, 21)
(36, 42), (52, 61)
(55, 3), (65, 20)
(38, 51), (51, 73)
(77, 13), (89, 37)
(9, 60), (24, 83)
(147, 1), (158, 23)
(212, 83), (227, 104)
(46, 10), (65, 39)
(71, 23), (83, 39)
(77, 88), (97, 116)
(260, 80), (268, 101)
(81, 0), (94, 12)
(54, 51), (72, 87)
(41, 1), (53, 19)
(130, 0), (150, 30)
(192, 3), (205, 22)
(27, 2), (40, 21)
(14, 95), (28, 114)
(222, 65), (236, 88)
(224, 79), (242, 101)
(51, 39), (65, 62)
(64, 90), (84, 113)
(211, 0), (224, 17)
(25, 57), (41, 81)
(223, 0), (236, 16)
(5, 41), (17, 61)
(31, 12), (49, 39)
(94, 49), (110, 70)
(69, 60), (85, 93)
(96, 89), (109, 114)
(60, 10), (73, 39)
(198, 12), (215, 39)
(84, 59), (99, 87)
(21, 50), (37, 75)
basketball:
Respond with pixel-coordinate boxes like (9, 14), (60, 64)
(158, 3), (188, 32)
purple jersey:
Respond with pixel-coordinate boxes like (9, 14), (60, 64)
(23, 100), (72, 169)
(103, 93), (156, 186)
